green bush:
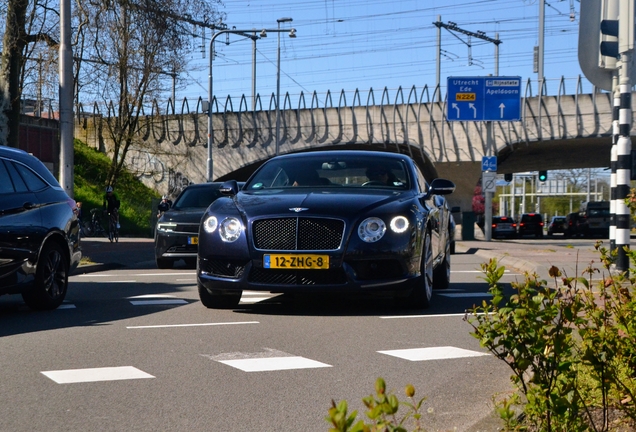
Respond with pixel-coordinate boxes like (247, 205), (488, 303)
(329, 243), (636, 431)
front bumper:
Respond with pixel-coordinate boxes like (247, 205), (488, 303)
(197, 254), (418, 294)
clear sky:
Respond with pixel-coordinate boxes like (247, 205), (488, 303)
(176, 0), (585, 107)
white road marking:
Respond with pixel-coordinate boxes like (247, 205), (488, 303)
(129, 299), (189, 306)
(75, 272), (193, 278)
(380, 312), (467, 319)
(128, 294), (177, 299)
(240, 297), (272, 304)
(41, 366), (155, 384)
(378, 346), (489, 361)
(380, 312), (493, 319)
(58, 304), (76, 309)
(127, 321), (259, 329)
(218, 356), (332, 372)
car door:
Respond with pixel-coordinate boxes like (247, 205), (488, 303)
(0, 158), (42, 282)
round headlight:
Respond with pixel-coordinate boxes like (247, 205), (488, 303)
(203, 215), (218, 234)
(390, 216), (409, 233)
(219, 217), (242, 242)
(358, 217), (386, 243)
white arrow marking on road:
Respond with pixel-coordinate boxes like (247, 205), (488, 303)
(452, 103), (460, 117)
(499, 103), (506, 117)
(469, 103), (477, 118)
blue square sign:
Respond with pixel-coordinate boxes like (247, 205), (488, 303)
(482, 156), (497, 172)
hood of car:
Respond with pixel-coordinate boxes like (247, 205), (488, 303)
(160, 208), (207, 224)
(233, 190), (411, 218)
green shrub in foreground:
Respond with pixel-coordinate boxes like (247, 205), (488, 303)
(329, 242), (636, 432)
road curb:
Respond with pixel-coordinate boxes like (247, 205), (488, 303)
(474, 249), (540, 275)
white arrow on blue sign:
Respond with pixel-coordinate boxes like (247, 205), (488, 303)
(482, 156), (497, 172)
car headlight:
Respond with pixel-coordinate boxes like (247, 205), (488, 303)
(157, 222), (177, 232)
(358, 217), (386, 243)
(390, 216), (409, 233)
(202, 215), (218, 234)
(219, 217), (242, 242)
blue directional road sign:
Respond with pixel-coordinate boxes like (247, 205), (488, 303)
(482, 156), (497, 172)
(447, 76), (521, 122)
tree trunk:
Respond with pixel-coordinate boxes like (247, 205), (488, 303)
(1, 0), (29, 148)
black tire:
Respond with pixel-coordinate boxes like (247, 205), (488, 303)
(198, 282), (242, 309)
(22, 242), (69, 310)
(156, 258), (174, 269)
(401, 230), (433, 309)
(433, 238), (451, 290)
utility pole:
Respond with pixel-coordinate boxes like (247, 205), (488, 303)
(59, 0), (73, 197)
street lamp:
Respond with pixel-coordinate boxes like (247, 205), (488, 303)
(207, 26), (297, 182)
(276, 17), (294, 156)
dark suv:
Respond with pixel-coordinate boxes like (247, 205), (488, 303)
(155, 182), (242, 269)
(517, 213), (544, 238)
(0, 146), (81, 309)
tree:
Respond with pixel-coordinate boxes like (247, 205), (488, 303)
(1, 0), (58, 147)
(74, 0), (223, 187)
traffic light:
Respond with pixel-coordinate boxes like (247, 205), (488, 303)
(504, 173), (513, 182)
(600, 17), (619, 60)
(538, 170), (548, 182)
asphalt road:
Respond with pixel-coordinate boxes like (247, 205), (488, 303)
(0, 236), (615, 431)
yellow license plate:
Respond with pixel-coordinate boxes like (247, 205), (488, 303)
(263, 254), (329, 269)
(455, 92), (476, 101)
(189, 236), (198, 245)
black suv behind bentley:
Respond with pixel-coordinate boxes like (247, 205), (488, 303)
(0, 146), (81, 309)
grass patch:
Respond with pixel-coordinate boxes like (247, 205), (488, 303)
(74, 139), (159, 237)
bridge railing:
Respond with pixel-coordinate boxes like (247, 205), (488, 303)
(76, 76), (600, 119)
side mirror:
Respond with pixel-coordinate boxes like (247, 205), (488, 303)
(220, 180), (239, 196)
(429, 178), (456, 195)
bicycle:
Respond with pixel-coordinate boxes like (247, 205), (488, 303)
(88, 208), (108, 238)
(107, 210), (119, 243)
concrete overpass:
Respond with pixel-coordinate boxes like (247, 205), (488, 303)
(75, 77), (622, 212)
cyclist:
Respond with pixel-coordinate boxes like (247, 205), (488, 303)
(157, 195), (172, 217)
(103, 186), (121, 230)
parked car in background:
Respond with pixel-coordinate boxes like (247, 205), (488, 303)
(547, 215), (567, 236)
(517, 213), (544, 238)
(564, 212), (584, 238)
(578, 201), (610, 238)
(154, 182), (243, 269)
(0, 146), (81, 310)
(197, 150), (455, 310)
(491, 216), (517, 239)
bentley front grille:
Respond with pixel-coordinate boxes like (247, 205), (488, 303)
(253, 217), (344, 251)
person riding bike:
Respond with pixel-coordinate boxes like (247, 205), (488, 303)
(103, 186), (121, 229)
(157, 195), (173, 218)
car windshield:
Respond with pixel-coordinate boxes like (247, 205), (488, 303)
(245, 155), (409, 190)
(172, 187), (222, 210)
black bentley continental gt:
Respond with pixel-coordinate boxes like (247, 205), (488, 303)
(196, 150), (455, 309)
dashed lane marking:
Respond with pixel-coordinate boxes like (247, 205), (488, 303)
(127, 321), (259, 329)
(204, 348), (332, 372)
(41, 366), (155, 384)
(129, 299), (189, 306)
(378, 346), (489, 362)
